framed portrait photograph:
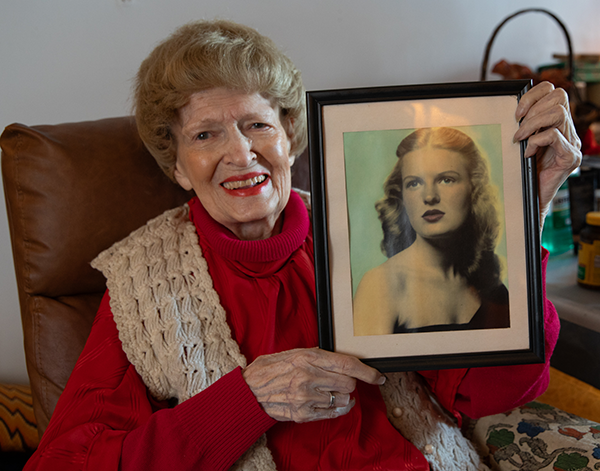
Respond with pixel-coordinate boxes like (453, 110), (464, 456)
(307, 80), (545, 372)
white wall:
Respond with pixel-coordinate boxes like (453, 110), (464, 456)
(2, 0), (600, 383)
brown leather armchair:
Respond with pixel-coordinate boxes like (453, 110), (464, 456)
(1, 117), (310, 436)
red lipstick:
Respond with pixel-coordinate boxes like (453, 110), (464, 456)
(422, 210), (444, 222)
(220, 172), (270, 197)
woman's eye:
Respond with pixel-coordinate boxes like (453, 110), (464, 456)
(196, 132), (211, 141)
(251, 122), (267, 129)
(440, 177), (455, 184)
(405, 180), (420, 189)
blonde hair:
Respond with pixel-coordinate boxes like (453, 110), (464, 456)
(134, 20), (307, 181)
(376, 127), (502, 289)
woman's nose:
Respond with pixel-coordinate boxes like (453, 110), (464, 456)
(223, 129), (256, 166)
(423, 186), (440, 205)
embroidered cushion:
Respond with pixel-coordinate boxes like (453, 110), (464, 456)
(465, 401), (600, 470)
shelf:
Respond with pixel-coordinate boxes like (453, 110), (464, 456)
(545, 251), (600, 389)
(545, 251), (600, 333)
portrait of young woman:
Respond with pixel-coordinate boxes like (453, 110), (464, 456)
(350, 126), (510, 336)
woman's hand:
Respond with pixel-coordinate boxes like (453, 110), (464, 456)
(513, 81), (582, 228)
(242, 348), (385, 423)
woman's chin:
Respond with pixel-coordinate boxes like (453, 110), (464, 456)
(419, 228), (464, 245)
(222, 203), (288, 239)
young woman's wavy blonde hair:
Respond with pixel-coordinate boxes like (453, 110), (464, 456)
(376, 127), (502, 289)
(134, 20), (307, 181)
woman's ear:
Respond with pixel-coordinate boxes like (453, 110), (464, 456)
(284, 117), (296, 166)
(173, 162), (194, 191)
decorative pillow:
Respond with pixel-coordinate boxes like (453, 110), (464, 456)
(0, 384), (39, 452)
(465, 401), (600, 471)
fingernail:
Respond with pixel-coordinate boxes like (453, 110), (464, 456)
(515, 105), (524, 120)
(513, 129), (523, 143)
(378, 375), (386, 385)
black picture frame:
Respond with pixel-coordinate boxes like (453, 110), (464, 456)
(307, 80), (545, 372)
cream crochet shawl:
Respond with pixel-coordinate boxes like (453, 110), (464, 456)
(91, 202), (487, 471)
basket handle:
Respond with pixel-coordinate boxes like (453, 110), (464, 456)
(480, 8), (573, 83)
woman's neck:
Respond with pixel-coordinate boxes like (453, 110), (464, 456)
(188, 190), (310, 263)
(411, 236), (461, 279)
(227, 213), (284, 241)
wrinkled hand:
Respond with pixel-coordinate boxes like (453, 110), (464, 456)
(242, 348), (385, 423)
(513, 81), (582, 228)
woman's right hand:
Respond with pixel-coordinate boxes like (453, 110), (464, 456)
(242, 348), (385, 423)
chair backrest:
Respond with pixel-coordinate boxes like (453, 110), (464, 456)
(1, 116), (310, 436)
(0, 117), (192, 434)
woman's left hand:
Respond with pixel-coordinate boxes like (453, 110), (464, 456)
(242, 347), (385, 423)
(513, 81), (582, 228)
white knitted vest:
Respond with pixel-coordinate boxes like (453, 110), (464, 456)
(91, 204), (488, 471)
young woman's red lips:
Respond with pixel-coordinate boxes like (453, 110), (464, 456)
(422, 210), (444, 222)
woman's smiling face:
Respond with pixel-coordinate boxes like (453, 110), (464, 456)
(401, 147), (472, 240)
(172, 88), (295, 241)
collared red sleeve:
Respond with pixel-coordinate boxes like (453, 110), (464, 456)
(420, 248), (560, 420)
(24, 291), (275, 471)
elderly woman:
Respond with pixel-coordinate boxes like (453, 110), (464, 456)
(25, 20), (580, 471)
(353, 127), (509, 335)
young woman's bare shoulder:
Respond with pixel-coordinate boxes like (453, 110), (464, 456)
(358, 263), (388, 287)
(353, 258), (408, 336)
(381, 250), (413, 286)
